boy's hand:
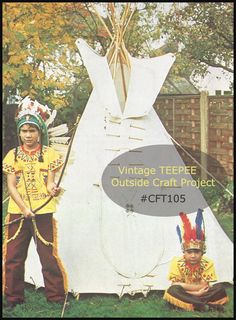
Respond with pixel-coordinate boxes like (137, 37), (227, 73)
(197, 286), (209, 296)
(22, 208), (35, 219)
(186, 286), (209, 297)
(51, 186), (61, 197)
(47, 183), (61, 197)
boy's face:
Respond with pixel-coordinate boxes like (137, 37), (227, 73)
(184, 249), (203, 265)
(19, 124), (40, 149)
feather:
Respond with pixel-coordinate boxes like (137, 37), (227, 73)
(179, 212), (192, 241)
(50, 143), (69, 153)
(191, 227), (196, 240)
(48, 124), (68, 136)
(18, 96), (31, 109)
(195, 208), (204, 240)
(201, 230), (205, 241)
(49, 137), (70, 144)
(45, 109), (57, 127)
(176, 225), (182, 243)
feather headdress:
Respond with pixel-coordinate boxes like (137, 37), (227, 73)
(176, 209), (206, 253)
(15, 96), (70, 161)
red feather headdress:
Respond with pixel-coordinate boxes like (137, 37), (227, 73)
(177, 209), (206, 253)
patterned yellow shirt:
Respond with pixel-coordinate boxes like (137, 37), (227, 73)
(3, 145), (63, 214)
(168, 256), (217, 284)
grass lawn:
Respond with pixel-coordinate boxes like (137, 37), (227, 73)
(2, 284), (234, 318)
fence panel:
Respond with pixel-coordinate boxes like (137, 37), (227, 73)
(154, 94), (233, 181)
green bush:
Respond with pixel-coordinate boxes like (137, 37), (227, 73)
(200, 180), (233, 215)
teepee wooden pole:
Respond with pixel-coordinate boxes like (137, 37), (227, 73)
(117, 5), (129, 97)
(107, 3), (115, 27)
(92, 3), (132, 82)
(122, 7), (135, 37)
(110, 3), (120, 78)
(118, 52), (127, 99)
(118, 5), (129, 45)
(120, 4), (129, 27)
(112, 34), (120, 78)
(120, 42), (131, 69)
(106, 7), (116, 37)
(108, 46), (116, 66)
(106, 36), (115, 58)
(91, 4), (113, 39)
(118, 5), (134, 68)
(108, 24), (119, 67)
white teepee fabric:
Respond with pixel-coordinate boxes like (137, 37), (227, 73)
(24, 39), (233, 296)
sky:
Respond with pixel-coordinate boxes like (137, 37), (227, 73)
(191, 67), (233, 95)
(94, 3), (233, 95)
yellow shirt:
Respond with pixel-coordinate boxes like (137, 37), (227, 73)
(3, 145), (64, 214)
(168, 256), (217, 284)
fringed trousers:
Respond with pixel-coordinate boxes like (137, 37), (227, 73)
(163, 283), (228, 311)
(3, 213), (67, 304)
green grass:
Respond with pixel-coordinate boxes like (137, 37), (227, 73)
(2, 284), (234, 318)
(2, 180), (234, 318)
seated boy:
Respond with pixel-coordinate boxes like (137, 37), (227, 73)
(163, 210), (229, 312)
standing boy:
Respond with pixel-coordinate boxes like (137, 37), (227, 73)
(3, 98), (68, 308)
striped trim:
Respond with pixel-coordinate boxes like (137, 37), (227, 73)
(32, 217), (53, 246)
(163, 290), (194, 311)
(52, 218), (68, 294)
(2, 214), (10, 295)
(209, 296), (229, 305)
(6, 218), (24, 243)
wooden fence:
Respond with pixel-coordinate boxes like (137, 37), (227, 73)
(154, 92), (233, 181)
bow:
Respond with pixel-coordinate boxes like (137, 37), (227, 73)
(2, 116), (80, 227)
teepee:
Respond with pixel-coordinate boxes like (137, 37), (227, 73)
(25, 4), (233, 297)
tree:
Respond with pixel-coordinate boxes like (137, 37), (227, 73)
(2, 3), (164, 153)
(2, 2), (92, 153)
(2, 3), (161, 111)
(158, 2), (233, 78)
(3, 3), (90, 107)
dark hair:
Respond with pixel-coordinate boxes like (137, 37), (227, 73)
(38, 143), (44, 162)
(14, 146), (18, 162)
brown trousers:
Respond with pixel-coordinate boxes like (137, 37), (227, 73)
(3, 213), (67, 304)
(164, 283), (228, 311)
